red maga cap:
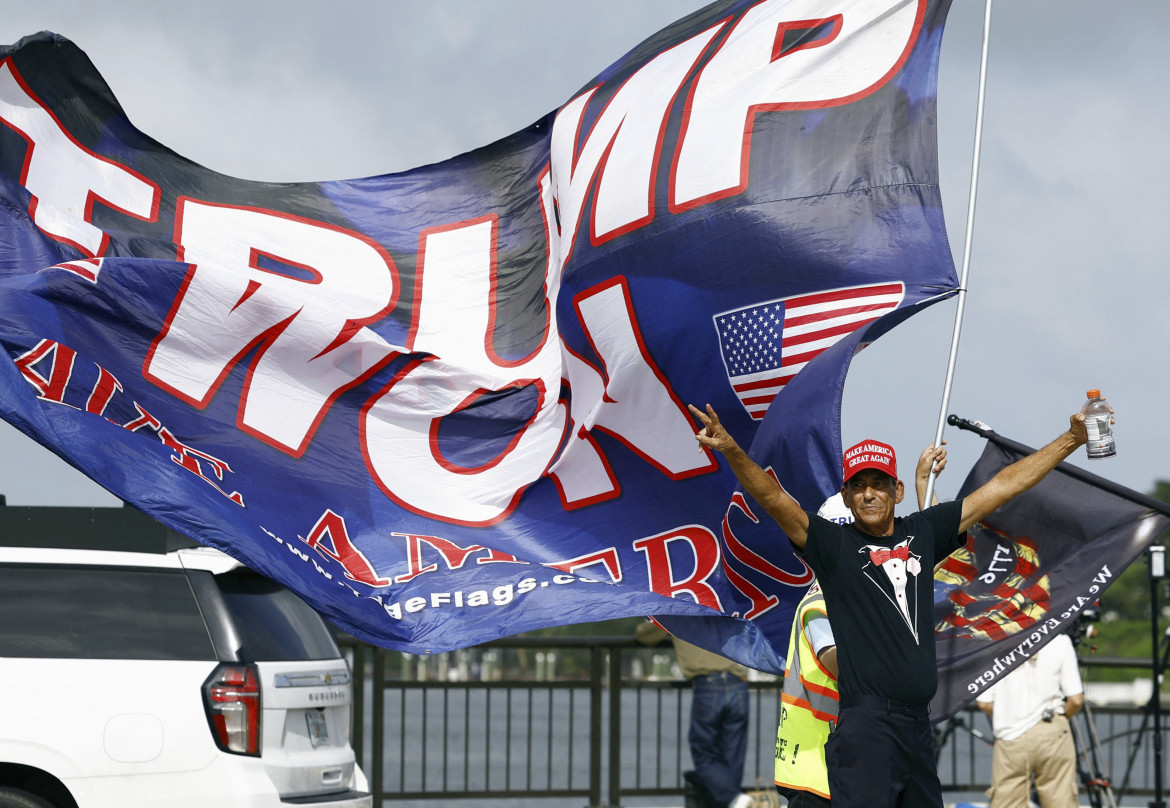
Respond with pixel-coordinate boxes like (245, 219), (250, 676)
(842, 439), (897, 483)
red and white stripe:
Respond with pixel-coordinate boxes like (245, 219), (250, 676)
(727, 281), (904, 420)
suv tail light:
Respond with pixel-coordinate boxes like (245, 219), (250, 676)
(202, 663), (261, 756)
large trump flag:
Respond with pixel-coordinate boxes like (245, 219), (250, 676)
(0, 0), (958, 669)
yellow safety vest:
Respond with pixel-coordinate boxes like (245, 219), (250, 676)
(774, 583), (838, 798)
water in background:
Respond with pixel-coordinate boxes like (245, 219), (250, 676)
(359, 676), (1168, 808)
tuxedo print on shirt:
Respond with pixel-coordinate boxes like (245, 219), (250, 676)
(859, 538), (923, 644)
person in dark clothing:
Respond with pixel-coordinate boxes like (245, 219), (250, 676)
(687, 403), (1093, 808)
(776, 446), (951, 808)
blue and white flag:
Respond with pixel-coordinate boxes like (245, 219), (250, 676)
(0, 0), (957, 670)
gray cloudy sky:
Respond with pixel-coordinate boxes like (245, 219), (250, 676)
(1, 1), (1166, 510)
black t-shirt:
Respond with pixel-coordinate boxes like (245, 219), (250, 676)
(796, 500), (964, 705)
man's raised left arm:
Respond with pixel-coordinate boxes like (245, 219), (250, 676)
(915, 441), (948, 510)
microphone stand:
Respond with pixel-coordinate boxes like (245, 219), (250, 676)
(1149, 546), (1166, 808)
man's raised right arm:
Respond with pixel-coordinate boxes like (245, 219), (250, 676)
(688, 404), (810, 548)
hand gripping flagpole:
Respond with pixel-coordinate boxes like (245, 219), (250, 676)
(924, 0), (994, 507)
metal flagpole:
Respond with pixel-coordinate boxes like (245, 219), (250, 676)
(924, 0), (994, 507)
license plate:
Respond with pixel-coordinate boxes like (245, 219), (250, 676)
(306, 709), (329, 747)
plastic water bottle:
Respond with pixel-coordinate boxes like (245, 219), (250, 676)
(1082, 389), (1116, 459)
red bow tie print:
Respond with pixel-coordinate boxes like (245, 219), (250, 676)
(869, 546), (909, 566)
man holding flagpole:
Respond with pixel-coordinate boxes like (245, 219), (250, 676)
(688, 403), (1094, 808)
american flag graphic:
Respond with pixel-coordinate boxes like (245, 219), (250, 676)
(715, 282), (905, 420)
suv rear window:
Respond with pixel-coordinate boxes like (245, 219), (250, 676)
(214, 568), (339, 661)
(0, 565), (216, 660)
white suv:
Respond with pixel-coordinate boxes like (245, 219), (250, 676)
(0, 505), (372, 808)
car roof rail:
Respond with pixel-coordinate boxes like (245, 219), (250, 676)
(0, 502), (199, 553)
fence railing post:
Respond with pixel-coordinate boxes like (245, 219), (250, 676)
(589, 645), (605, 808)
(609, 644), (623, 807)
(372, 646), (385, 802)
(350, 642), (366, 773)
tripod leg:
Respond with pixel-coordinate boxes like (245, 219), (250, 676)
(1118, 698), (1153, 797)
(933, 717), (959, 767)
(1076, 703), (1118, 808)
(1119, 625), (1170, 799)
(1071, 715), (1104, 808)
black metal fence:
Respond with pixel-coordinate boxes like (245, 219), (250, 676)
(339, 635), (1168, 807)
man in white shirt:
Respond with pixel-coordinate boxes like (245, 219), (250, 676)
(976, 633), (1085, 808)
